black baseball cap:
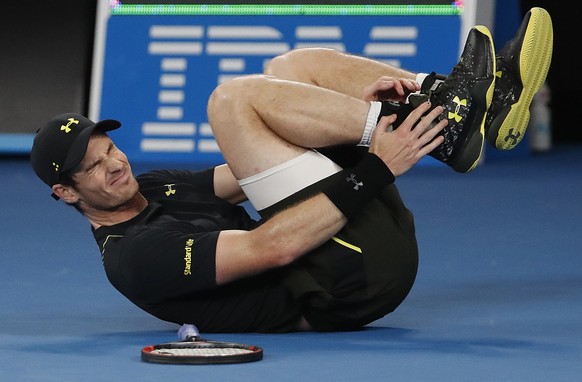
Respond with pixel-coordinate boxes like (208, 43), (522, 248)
(30, 113), (121, 198)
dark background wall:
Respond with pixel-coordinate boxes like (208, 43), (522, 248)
(0, 0), (97, 134)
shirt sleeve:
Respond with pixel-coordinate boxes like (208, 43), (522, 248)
(114, 222), (220, 303)
(137, 168), (215, 194)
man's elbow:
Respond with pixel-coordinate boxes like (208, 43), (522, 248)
(252, 229), (304, 268)
(271, 240), (303, 268)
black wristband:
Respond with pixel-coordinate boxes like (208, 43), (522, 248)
(322, 152), (395, 219)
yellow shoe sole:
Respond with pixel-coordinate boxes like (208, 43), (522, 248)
(494, 7), (554, 150)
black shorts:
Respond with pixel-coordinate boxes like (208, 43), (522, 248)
(259, 166), (418, 332)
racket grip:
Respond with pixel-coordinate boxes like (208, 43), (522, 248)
(178, 324), (200, 341)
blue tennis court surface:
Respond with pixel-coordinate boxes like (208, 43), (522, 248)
(1, 144), (581, 381)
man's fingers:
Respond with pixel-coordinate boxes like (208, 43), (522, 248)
(416, 108), (446, 138)
(398, 102), (434, 133)
(376, 115), (397, 132)
(403, 79), (420, 93)
(419, 134), (444, 157)
(391, 81), (404, 96)
(417, 118), (446, 156)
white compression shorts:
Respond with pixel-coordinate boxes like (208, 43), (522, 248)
(238, 149), (343, 211)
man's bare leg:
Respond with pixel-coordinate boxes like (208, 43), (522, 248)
(207, 74), (372, 180)
(207, 71), (444, 214)
(207, 69), (431, 212)
(264, 48), (418, 99)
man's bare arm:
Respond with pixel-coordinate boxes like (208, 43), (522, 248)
(213, 163), (247, 205)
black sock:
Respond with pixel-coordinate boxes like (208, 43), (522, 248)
(377, 101), (414, 129)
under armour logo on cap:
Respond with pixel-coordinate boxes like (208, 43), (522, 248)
(60, 117), (79, 133)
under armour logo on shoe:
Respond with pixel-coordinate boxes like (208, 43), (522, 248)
(346, 173), (364, 190)
(448, 96), (467, 123)
(504, 128), (521, 146)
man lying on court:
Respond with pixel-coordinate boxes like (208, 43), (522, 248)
(30, 9), (552, 333)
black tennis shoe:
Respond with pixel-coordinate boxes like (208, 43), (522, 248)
(416, 25), (496, 173)
(485, 7), (553, 150)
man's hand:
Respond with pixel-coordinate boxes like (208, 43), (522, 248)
(369, 101), (446, 176)
(362, 76), (420, 103)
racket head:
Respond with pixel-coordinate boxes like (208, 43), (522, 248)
(141, 338), (263, 365)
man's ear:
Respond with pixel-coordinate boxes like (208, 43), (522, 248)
(52, 184), (79, 203)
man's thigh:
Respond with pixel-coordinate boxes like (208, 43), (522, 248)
(274, 180), (419, 331)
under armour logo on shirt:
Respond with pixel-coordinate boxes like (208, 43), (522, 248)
(164, 184), (176, 196)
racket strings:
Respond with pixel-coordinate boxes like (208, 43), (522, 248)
(150, 347), (256, 356)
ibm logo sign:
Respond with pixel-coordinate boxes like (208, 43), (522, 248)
(141, 24), (419, 155)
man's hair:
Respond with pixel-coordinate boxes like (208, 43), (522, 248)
(58, 167), (84, 214)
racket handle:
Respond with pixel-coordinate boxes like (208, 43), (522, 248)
(178, 324), (200, 341)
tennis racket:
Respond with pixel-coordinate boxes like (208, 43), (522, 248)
(141, 324), (263, 365)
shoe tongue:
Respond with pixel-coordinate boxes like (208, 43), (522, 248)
(408, 93), (429, 108)
(420, 72), (446, 92)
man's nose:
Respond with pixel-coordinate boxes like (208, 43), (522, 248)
(105, 156), (123, 171)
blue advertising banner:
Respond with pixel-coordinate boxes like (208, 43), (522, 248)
(99, 13), (460, 165)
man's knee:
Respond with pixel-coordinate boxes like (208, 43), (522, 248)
(265, 47), (337, 79)
(264, 50), (296, 77)
(207, 75), (263, 125)
(208, 74), (282, 138)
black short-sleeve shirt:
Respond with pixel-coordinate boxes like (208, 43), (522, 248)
(93, 169), (303, 333)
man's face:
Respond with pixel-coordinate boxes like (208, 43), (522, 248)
(70, 132), (140, 211)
